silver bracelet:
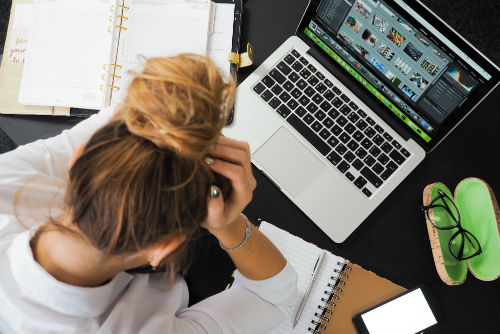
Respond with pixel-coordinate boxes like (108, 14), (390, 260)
(219, 214), (251, 252)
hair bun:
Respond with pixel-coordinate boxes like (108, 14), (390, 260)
(117, 54), (235, 159)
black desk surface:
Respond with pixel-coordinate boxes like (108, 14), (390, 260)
(1, 0), (499, 332)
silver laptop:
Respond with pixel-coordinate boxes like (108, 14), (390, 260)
(223, 0), (500, 242)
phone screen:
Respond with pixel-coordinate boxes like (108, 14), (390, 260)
(359, 288), (437, 334)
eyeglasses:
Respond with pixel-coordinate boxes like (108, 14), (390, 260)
(420, 189), (482, 261)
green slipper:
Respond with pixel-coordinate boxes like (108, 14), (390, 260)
(422, 178), (500, 285)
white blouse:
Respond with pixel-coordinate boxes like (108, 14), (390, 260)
(0, 107), (298, 333)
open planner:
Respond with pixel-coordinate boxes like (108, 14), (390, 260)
(259, 222), (406, 334)
(18, 0), (213, 109)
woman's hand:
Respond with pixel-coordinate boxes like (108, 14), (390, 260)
(201, 137), (256, 233)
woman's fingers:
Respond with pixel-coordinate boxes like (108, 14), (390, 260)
(200, 187), (225, 229)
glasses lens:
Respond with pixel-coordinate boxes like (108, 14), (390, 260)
(430, 192), (459, 229)
(450, 230), (481, 260)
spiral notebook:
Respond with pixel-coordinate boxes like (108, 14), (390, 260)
(259, 222), (406, 334)
(18, 0), (212, 110)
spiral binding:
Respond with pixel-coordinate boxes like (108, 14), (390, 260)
(307, 261), (352, 334)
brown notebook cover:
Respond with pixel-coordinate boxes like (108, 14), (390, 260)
(317, 261), (406, 333)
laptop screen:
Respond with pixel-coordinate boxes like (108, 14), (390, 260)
(298, 0), (497, 146)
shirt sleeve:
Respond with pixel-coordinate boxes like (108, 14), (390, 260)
(174, 261), (298, 334)
(0, 107), (115, 216)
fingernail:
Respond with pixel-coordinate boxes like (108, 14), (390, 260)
(204, 157), (214, 165)
(209, 185), (220, 198)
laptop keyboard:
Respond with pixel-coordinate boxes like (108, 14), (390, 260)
(252, 49), (412, 198)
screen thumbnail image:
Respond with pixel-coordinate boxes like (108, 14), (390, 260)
(394, 57), (412, 75)
(432, 48), (449, 63)
(346, 16), (363, 33)
(362, 29), (378, 47)
(447, 64), (477, 92)
(403, 42), (423, 61)
(420, 58), (440, 76)
(409, 72), (429, 90)
(370, 57), (386, 73)
(372, 14), (388, 33)
(353, 0), (372, 19)
(414, 33), (430, 47)
(401, 84), (419, 101)
(339, 31), (354, 46)
(397, 18), (413, 33)
(355, 43), (370, 58)
(385, 71), (402, 86)
(386, 27), (406, 47)
(378, 44), (395, 61)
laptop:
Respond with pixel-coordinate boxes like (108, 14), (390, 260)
(223, 0), (500, 243)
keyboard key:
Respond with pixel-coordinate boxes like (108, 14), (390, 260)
(291, 88), (302, 99)
(262, 75), (275, 88)
(289, 72), (300, 82)
(323, 117), (334, 128)
(389, 150), (406, 165)
(361, 138), (373, 149)
(320, 101), (332, 112)
(366, 117), (375, 126)
(314, 110), (326, 121)
(369, 146), (381, 157)
(354, 176), (367, 189)
(374, 124), (384, 134)
(261, 90), (272, 102)
(297, 79), (307, 90)
(312, 93), (324, 104)
(392, 140), (402, 150)
(327, 151), (342, 165)
(401, 148), (411, 158)
(380, 168), (395, 181)
(331, 125), (342, 136)
(306, 103), (318, 113)
(253, 83), (265, 94)
(383, 133), (393, 142)
(361, 167), (383, 188)
(347, 139), (359, 151)
(332, 86), (342, 95)
(328, 109), (340, 119)
(307, 64), (317, 73)
(362, 188), (372, 197)
(344, 123), (356, 134)
(356, 119), (368, 131)
(357, 109), (367, 117)
(286, 114), (331, 156)
(299, 68), (311, 79)
(344, 151), (356, 163)
(324, 90), (335, 101)
(364, 127), (376, 138)
(277, 61), (292, 75)
(363, 155), (376, 167)
(377, 153), (389, 165)
(311, 120), (322, 132)
(284, 54), (295, 64)
(272, 85), (284, 95)
(308, 76), (319, 86)
(347, 112), (360, 123)
(269, 97), (281, 109)
(337, 160), (350, 173)
(372, 163), (384, 174)
(353, 159), (364, 170)
(345, 172), (355, 181)
(299, 56), (308, 65)
(340, 105), (351, 115)
(340, 93), (350, 103)
(304, 87), (315, 97)
(327, 136), (339, 148)
(349, 102), (358, 110)
(291, 49), (300, 58)
(316, 83), (327, 93)
(353, 130), (364, 142)
(386, 161), (398, 172)
(276, 104), (291, 118)
(339, 132), (350, 143)
(269, 69), (285, 84)
(287, 99), (299, 110)
(373, 134), (384, 145)
(303, 113), (314, 124)
(316, 72), (325, 80)
(324, 79), (333, 87)
(283, 81), (294, 91)
(337, 115), (348, 126)
(335, 143), (347, 155)
(292, 61), (304, 72)
(381, 142), (393, 154)
(299, 96), (310, 106)
(332, 97), (343, 108)
(279, 92), (291, 103)
(295, 106), (306, 117)
(319, 128), (330, 140)
(355, 147), (367, 159)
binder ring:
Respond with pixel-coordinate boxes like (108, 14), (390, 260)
(109, 15), (129, 22)
(101, 73), (122, 80)
(108, 25), (127, 32)
(314, 313), (330, 322)
(334, 286), (343, 293)
(311, 320), (327, 330)
(100, 84), (120, 91)
(340, 280), (346, 286)
(308, 327), (321, 334)
(103, 63), (123, 70)
(330, 275), (338, 280)
(317, 305), (333, 314)
(111, 4), (130, 12)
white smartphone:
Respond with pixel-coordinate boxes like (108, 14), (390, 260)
(352, 285), (442, 334)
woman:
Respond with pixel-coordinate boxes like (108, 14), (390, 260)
(0, 55), (297, 333)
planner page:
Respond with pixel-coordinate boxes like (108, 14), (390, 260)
(18, 0), (117, 109)
(259, 222), (346, 334)
(111, 0), (211, 103)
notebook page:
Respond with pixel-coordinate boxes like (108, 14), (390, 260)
(18, 0), (115, 109)
(259, 222), (346, 334)
(111, 0), (211, 103)
(207, 3), (234, 78)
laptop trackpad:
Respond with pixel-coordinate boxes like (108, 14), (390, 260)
(253, 127), (326, 197)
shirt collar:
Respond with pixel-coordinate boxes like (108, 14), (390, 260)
(8, 230), (134, 318)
